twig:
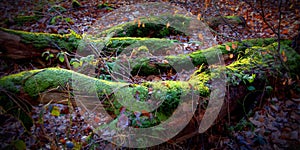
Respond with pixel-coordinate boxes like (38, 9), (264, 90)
(63, 52), (71, 70)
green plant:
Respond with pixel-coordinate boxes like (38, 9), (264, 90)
(56, 51), (66, 63)
(228, 117), (254, 132)
(42, 51), (55, 61)
(70, 55), (96, 68)
(50, 16), (74, 25)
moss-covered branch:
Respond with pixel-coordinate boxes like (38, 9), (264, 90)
(0, 14), (245, 59)
(1, 40), (299, 141)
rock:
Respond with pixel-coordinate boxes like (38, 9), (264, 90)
(290, 131), (298, 140)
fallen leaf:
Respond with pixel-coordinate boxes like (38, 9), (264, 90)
(282, 29), (289, 34)
(138, 19), (141, 28)
(197, 13), (202, 20)
(162, 60), (169, 64)
(166, 22), (170, 28)
(198, 33), (204, 41)
(231, 43), (237, 49)
(51, 106), (60, 116)
(225, 45), (231, 51)
(281, 50), (287, 62)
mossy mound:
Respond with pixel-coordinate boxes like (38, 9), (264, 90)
(98, 14), (191, 38)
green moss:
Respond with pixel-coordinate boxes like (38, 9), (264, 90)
(0, 69), (42, 93)
(100, 14), (191, 38)
(13, 15), (42, 25)
(0, 27), (81, 51)
(102, 38), (283, 76)
(224, 16), (243, 23)
(131, 58), (159, 76)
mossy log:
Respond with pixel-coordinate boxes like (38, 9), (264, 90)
(0, 14), (244, 60)
(0, 27), (81, 59)
(1, 41), (299, 143)
(97, 14), (245, 38)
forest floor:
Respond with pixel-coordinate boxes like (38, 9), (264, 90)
(0, 0), (299, 149)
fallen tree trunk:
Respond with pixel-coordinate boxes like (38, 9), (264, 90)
(0, 15), (245, 60)
(1, 41), (299, 144)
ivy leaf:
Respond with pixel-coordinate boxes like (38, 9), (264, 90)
(71, 62), (80, 68)
(58, 54), (65, 62)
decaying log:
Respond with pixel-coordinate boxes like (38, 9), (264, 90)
(1, 40), (299, 143)
(0, 15), (245, 60)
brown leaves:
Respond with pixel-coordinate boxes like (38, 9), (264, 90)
(198, 33), (204, 41)
(197, 13), (202, 20)
(138, 19), (141, 28)
(232, 43), (238, 49)
(225, 45), (231, 51)
(281, 50), (287, 62)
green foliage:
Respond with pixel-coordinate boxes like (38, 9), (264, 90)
(50, 16), (74, 25)
(42, 51), (55, 61)
(12, 15), (42, 26)
(72, 0), (81, 8)
(56, 51), (66, 62)
(70, 54), (96, 69)
(100, 14), (190, 38)
(228, 117), (255, 132)
(0, 27), (81, 51)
